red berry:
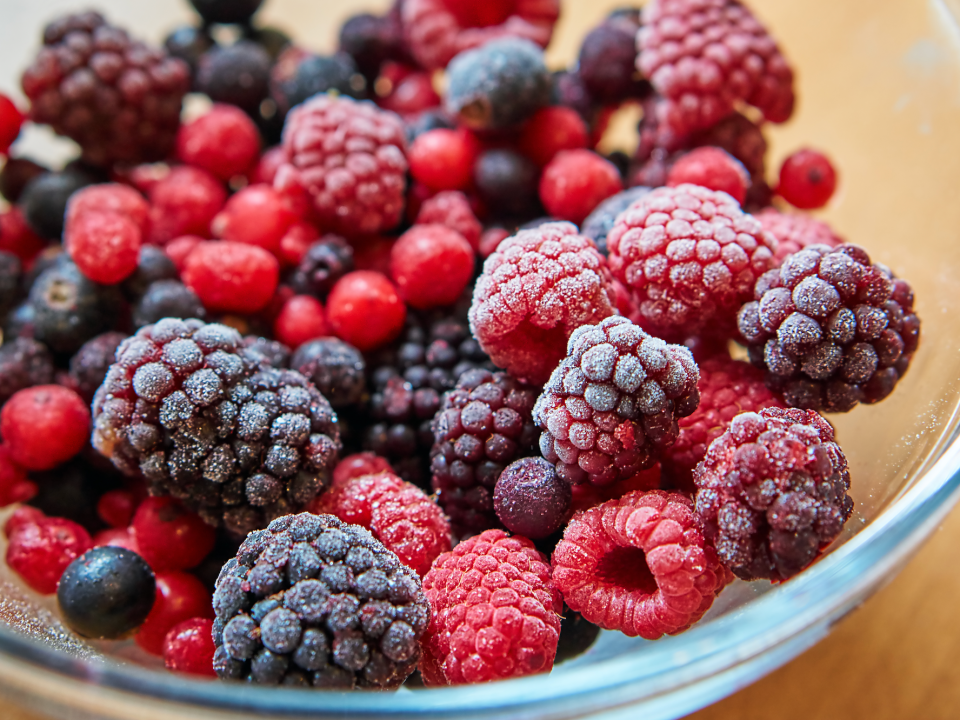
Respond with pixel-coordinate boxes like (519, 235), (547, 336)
(164, 235), (202, 272)
(415, 190), (482, 250)
(278, 221), (320, 267)
(352, 236), (395, 276)
(0, 445), (37, 508)
(326, 271), (406, 351)
(478, 226), (510, 258)
(0, 93), (23, 154)
(211, 184), (296, 257)
(539, 149), (623, 225)
(65, 184), (150, 238)
(390, 224), (474, 309)
(182, 240), (279, 314)
(92, 527), (141, 554)
(0, 208), (46, 265)
(518, 106), (589, 167)
(65, 211), (143, 285)
(97, 489), (137, 529)
(251, 146), (287, 186)
(0, 386), (90, 471)
(136, 571), (213, 655)
(378, 71), (441, 116)
(163, 617), (217, 677)
(4, 505), (45, 539)
(333, 452), (395, 485)
(777, 148), (837, 209)
(147, 167), (227, 246)
(6, 517), (92, 595)
(666, 146), (749, 205)
(131, 497), (215, 573)
(273, 294), (329, 349)
(408, 128), (479, 191)
(176, 104), (261, 181)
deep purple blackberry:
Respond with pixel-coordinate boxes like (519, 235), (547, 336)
(580, 186), (651, 256)
(122, 246), (179, 300)
(132, 280), (206, 329)
(0, 337), (55, 407)
(19, 168), (98, 240)
(21, 12), (190, 168)
(189, 0), (264, 25)
(0, 157), (48, 204)
(291, 338), (366, 409)
(212, 512), (429, 689)
(338, 12), (409, 81)
(694, 407), (853, 581)
(534, 315), (700, 487)
(738, 244), (920, 412)
(68, 331), (128, 404)
(91, 319), (342, 536)
(197, 41), (272, 116)
(270, 48), (366, 117)
(577, 16), (650, 105)
(162, 26), (214, 79)
(286, 235), (354, 300)
(0, 250), (21, 315)
(493, 456), (570, 539)
(473, 149), (541, 221)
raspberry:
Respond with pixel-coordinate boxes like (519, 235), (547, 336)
(164, 618), (217, 676)
(390, 225), (475, 310)
(291, 338), (366, 409)
(0, 93), (23, 154)
(738, 244), (920, 412)
(213, 513), (430, 688)
(91, 319), (342, 534)
(183, 240), (280, 315)
(133, 280), (206, 330)
(539, 150), (623, 225)
(196, 41), (272, 116)
(402, 0), (559, 71)
(552, 489), (729, 638)
(287, 235), (354, 299)
(637, 0), (795, 137)
(7, 516), (93, 594)
(136, 570), (212, 655)
(694, 407), (854, 580)
(176, 105), (261, 181)
(419, 528), (562, 686)
(408, 128), (479, 192)
(334, 453), (395, 484)
(667, 147), (750, 205)
(311, 470), (451, 577)
(1, 385), (90, 471)
(577, 15), (650, 105)
(0, 338), (55, 407)
(469, 222), (617, 385)
(327, 271), (407, 352)
(67, 332), (128, 404)
(518, 106), (589, 167)
(756, 207), (844, 266)
(493, 457), (571, 539)
(415, 191), (482, 251)
(662, 355), (783, 492)
(275, 95), (407, 237)
(0, 444), (37, 508)
(607, 184), (777, 340)
(4, 505), (47, 539)
(777, 148), (838, 210)
(65, 183), (150, 238)
(430, 368), (539, 534)
(132, 497), (216, 572)
(472, 149), (541, 219)
(65, 210), (142, 285)
(0, 207), (47, 265)
(147, 166), (227, 246)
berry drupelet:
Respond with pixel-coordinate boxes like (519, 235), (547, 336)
(213, 513), (430, 689)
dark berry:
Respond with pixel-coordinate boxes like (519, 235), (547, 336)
(578, 17), (650, 104)
(68, 331), (128, 403)
(0, 338), (55, 407)
(271, 48), (366, 117)
(339, 12), (408, 81)
(163, 26), (214, 78)
(188, 0), (264, 26)
(0, 250), (21, 314)
(493, 457), (571, 539)
(245, 27), (293, 61)
(0, 157), (48, 203)
(122, 246), (178, 300)
(132, 280), (205, 329)
(291, 338), (366, 409)
(19, 169), (98, 241)
(472, 149), (541, 220)
(286, 235), (354, 299)
(197, 41), (272, 115)
(27, 456), (122, 534)
(555, 610), (601, 664)
(581, 186), (651, 256)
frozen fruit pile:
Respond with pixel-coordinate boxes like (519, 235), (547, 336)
(0, 0), (921, 689)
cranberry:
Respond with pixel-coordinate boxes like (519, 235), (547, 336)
(211, 184), (297, 257)
(65, 211), (143, 284)
(278, 221), (320, 267)
(667, 146), (749, 205)
(176, 104), (261, 181)
(136, 571), (213, 655)
(0, 386), (90, 471)
(131, 496), (215, 573)
(0, 93), (23, 154)
(164, 235), (203, 272)
(408, 128), (479, 191)
(147, 166), (227, 245)
(539, 149), (623, 225)
(6, 517), (92, 595)
(182, 240), (280, 314)
(163, 617), (217, 677)
(273, 294), (329, 349)
(518, 106), (589, 167)
(778, 148), (837, 209)
(326, 270), (406, 351)
(97, 489), (137, 529)
(389, 224), (474, 309)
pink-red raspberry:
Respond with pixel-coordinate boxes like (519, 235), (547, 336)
(777, 148), (838, 210)
(182, 240), (279, 314)
(6, 516), (93, 595)
(147, 166), (227, 246)
(666, 146), (749, 205)
(607, 184), (777, 340)
(333, 453), (395, 484)
(420, 529), (562, 686)
(694, 407), (854, 581)
(402, 0), (560, 71)
(518, 106), (589, 167)
(390, 224), (475, 309)
(176, 104), (261, 181)
(274, 95), (407, 236)
(539, 149), (623, 225)
(326, 270), (407, 351)
(0, 385), (90, 471)
(97, 489), (137, 529)
(638, 0), (795, 137)
(163, 618), (217, 676)
(65, 211), (142, 285)
(552, 489), (729, 639)
(211, 184), (297, 258)
(311, 470), (451, 577)
(756, 207), (844, 266)
(272, 295), (328, 350)
(408, 128), (480, 192)
(534, 316), (700, 487)
(469, 222), (617, 385)
(415, 190), (482, 251)
(662, 355), (783, 492)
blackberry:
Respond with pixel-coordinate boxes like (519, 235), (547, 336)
(0, 337), (55, 407)
(91, 319), (342, 536)
(473, 149), (541, 220)
(163, 26), (214, 79)
(189, 0), (264, 26)
(577, 16), (651, 105)
(270, 48), (366, 118)
(0, 157), (48, 204)
(0, 250), (21, 315)
(197, 41), (272, 116)
(21, 12), (190, 167)
(338, 12), (408, 81)
(212, 512), (429, 689)
(286, 235), (354, 300)
(580, 186), (651, 256)
(132, 280), (206, 329)
(738, 244), (920, 412)
(19, 168), (99, 241)
(291, 339), (366, 410)
(68, 331), (128, 404)
(122, 246), (179, 300)
(430, 369), (539, 534)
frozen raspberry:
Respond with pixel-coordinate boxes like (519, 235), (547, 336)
(91, 319), (342, 534)
(212, 185), (297, 258)
(694, 407), (853, 580)
(756, 207), (844, 266)
(7, 516), (93, 594)
(164, 617), (217, 676)
(390, 225), (475, 310)
(275, 95), (407, 237)
(539, 149), (623, 225)
(196, 41), (271, 116)
(667, 147), (749, 205)
(176, 105), (260, 182)
(287, 236), (354, 299)
(518, 106), (589, 167)
(415, 191), (482, 251)
(0, 207), (47, 265)
(326, 271), (407, 352)
(1, 385), (90, 471)
(65, 183), (150, 238)
(420, 528), (562, 685)
(334, 453), (394, 484)
(213, 513), (430, 688)
(408, 128), (479, 192)
(534, 316), (700, 487)
(777, 148), (838, 210)
(552, 489), (729, 639)
(638, 0), (795, 137)
(132, 496), (216, 573)
(0, 445), (37, 508)
(21, 12), (190, 167)
(469, 222), (617, 385)
(136, 570), (212, 655)
(662, 355), (783, 492)
(291, 338), (366, 409)
(493, 457), (571, 539)
(311, 470), (451, 577)
(402, 0), (559, 71)
(607, 184), (777, 340)
(67, 332), (128, 404)
(147, 166), (227, 246)
(183, 240), (280, 315)
(65, 210), (142, 285)
(738, 244), (920, 412)
(0, 338), (55, 407)
(0, 93), (23, 153)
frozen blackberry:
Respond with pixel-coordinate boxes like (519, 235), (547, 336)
(694, 407), (853, 581)
(0, 250), (21, 315)
(122, 246), (179, 300)
(91, 319), (342, 535)
(0, 157), (48, 204)
(68, 331), (128, 404)
(286, 236), (354, 300)
(580, 186), (651, 256)
(212, 512), (429, 689)
(445, 38), (551, 130)
(738, 244), (920, 412)
(0, 337), (55, 407)
(19, 168), (99, 241)
(189, 0), (264, 26)
(132, 280), (206, 329)
(338, 12), (408, 81)
(21, 12), (190, 167)
(163, 26), (214, 79)
(534, 315), (700, 487)
(270, 48), (366, 117)
(577, 16), (650, 105)
(197, 41), (272, 116)
(291, 339), (366, 410)
(473, 149), (541, 220)
(430, 369), (539, 534)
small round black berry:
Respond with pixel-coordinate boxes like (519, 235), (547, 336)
(189, 0), (264, 25)
(19, 169), (98, 240)
(132, 280), (206, 329)
(286, 235), (354, 299)
(271, 50), (366, 117)
(473, 149), (541, 219)
(122, 246), (179, 300)
(163, 25), (214, 78)
(0, 157), (48, 203)
(291, 338), (366, 409)
(494, 457), (571, 539)
(197, 41), (272, 115)
(0, 250), (21, 315)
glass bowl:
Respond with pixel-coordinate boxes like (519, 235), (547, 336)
(2, 0), (960, 718)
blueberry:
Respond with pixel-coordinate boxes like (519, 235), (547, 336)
(188, 0), (264, 26)
(271, 52), (366, 115)
(494, 457), (571, 538)
(57, 546), (156, 639)
(122, 246), (179, 300)
(473, 149), (541, 219)
(132, 280), (206, 329)
(0, 157), (48, 204)
(197, 41), (272, 115)
(19, 168), (98, 241)
(163, 25), (214, 78)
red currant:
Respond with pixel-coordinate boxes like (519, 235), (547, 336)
(518, 106), (589, 167)
(777, 148), (837, 209)
(182, 240), (280, 314)
(97, 489), (137, 529)
(136, 571), (213, 656)
(211, 184), (297, 257)
(539, 149), (623, 224)
(163, 617), (217, 677)
(408, 128), (479, 191)
(389, 224), (475, 309)
(6, 517), (92, 595)
(0, 386), (90, 471)
(176, 104), (261, 181)
(131, 497), (215, 573)
(667, 146), (749, 205)
(273, 294), (329, 349)
(326, 271), (406, 351)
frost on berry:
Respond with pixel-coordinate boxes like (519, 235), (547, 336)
(756, 207), (843, 266)
(468, 222), (617, 385)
